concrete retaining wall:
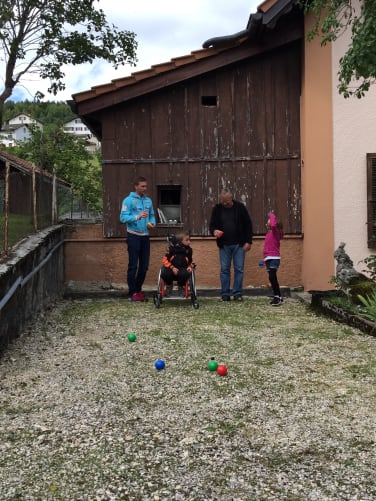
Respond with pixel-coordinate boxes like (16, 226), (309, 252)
(0, 226), (65, 352)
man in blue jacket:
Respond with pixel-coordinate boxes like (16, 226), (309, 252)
(120, 176), (156, 301)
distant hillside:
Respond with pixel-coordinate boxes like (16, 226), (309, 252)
(3, 100), (76, 129)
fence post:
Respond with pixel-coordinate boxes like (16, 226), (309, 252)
(32, 165), (37, 231)
(52, 171), (57, 224)
(4, 160), (9, 255)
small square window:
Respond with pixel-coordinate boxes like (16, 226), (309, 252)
(201, 95), (217, 107)
(158, 186), (181, 224)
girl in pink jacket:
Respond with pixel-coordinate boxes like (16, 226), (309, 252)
(263, 212), (284, 306)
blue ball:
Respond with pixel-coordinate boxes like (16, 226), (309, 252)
(258, 260), (265, 267)
(154, 359), (165, 371)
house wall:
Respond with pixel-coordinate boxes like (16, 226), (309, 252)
(64, 118), (91, 134)
(101, 43), (302, 240)
(331, 0), (376, 271)
(64, 224), (303, 289)
(13, 126), (32, 142)
(8, 114), (39, 128)
(301, 4), (376, 291)
(301, 15), (334, 291)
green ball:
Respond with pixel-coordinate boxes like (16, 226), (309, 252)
(128, 333), (137, 342)
(207, 360), (219, 371)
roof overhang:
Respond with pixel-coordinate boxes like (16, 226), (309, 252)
(0, 150), (71, 187)
(71, 0), (302, 140)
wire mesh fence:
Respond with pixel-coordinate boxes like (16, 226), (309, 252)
(57, 187), (101, 222)
(0, 151), (73, 258)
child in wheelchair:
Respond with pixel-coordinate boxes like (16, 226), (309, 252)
(161, 231), (194, 296)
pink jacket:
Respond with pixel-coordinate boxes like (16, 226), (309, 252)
(263, 213), (283, 259)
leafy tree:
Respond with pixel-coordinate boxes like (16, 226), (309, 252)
(301, 0), (376, 97)
(6, 125), (102, 211)
(0, 0), (137, 126)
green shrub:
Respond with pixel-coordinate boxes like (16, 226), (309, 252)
(349, 279), (376, 304)
(357, 291), (376, 322)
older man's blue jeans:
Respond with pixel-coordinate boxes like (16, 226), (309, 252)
(219, 244), (245, 298)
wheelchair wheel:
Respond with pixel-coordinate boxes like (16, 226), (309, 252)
(192, 300), (199, 309)
(189, 271), (199, 309)
(154, 292), (162, 308)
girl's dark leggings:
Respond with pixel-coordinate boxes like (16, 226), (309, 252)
(268, 269), (281, 297)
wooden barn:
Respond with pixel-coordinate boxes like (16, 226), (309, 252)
(71, 5), (302, 241)
(66, 1), (305, 290)
(68, 0), (374, 292)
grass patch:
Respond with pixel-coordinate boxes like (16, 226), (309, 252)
(346, 361), (376, 377)
(1, 296), (376, 500)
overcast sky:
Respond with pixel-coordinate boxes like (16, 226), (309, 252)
(10, 0), (261, 103)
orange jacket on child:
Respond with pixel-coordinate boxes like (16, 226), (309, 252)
(162, 240), (193, 270)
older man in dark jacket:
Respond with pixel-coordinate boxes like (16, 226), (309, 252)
(209, 189), (253, 301)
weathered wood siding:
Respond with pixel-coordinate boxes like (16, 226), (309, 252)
(102, 42), (301, 238)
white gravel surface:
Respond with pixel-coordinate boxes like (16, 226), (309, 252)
(0, 296), (375, 500)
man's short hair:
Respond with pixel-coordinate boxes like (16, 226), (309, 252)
(134, 176), (147, 186)
(220, 188), (233, 198)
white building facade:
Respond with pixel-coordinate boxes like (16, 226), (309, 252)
(63, 118), (100, 152)
(332, 0), (376, 271)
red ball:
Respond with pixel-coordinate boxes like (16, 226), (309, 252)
(217, 364), (228, 376)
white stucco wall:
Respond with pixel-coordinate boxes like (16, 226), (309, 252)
(332, 1), (376, 272)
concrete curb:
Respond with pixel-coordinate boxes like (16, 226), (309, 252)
(63, 281), (293, 300)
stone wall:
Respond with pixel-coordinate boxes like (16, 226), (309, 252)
(64, 223), (303, 289)
(0, 226), (65, 352)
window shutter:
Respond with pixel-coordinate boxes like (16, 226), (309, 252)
(367, 154), (376, 248)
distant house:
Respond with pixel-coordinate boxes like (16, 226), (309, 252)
(63, 117), (100, 152)
(12, 125), (34, 143)
(6, 113), (42, 131)
(63, 117), (90, 136)
(0, 130), (15, 147)
(1, 113), (43, 145)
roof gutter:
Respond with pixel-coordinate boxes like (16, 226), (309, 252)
(202, 12), (263, 49)
(202, 0), (296, 49)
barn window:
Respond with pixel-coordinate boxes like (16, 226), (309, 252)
(367, 153), (376, 248)
(157, 186), (181, 224)
(201, 96), (217, 107)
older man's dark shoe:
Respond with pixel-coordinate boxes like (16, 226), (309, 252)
(221, 295), (231, 301)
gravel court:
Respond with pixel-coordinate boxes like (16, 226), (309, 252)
(0, 297), (375, 500)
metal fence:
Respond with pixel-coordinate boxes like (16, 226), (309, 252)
(58, 191), (102, 222)
(0, 151), (72, 258)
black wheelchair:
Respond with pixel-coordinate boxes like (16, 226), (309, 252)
(153, 266), (199, 309)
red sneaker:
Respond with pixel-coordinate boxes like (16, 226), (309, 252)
(137, 291), (145, 301)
